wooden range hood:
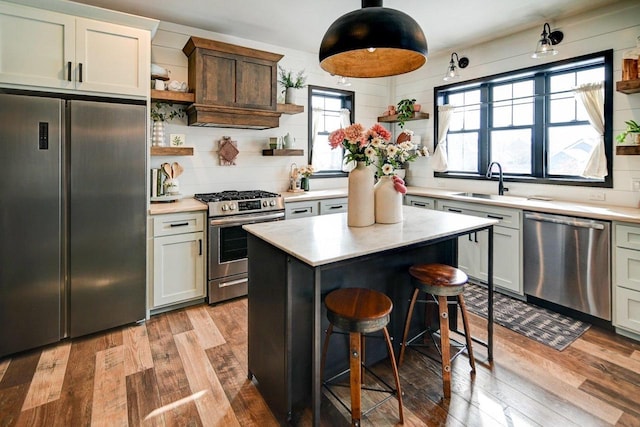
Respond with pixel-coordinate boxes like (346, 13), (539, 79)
(183, 36), (283, 129)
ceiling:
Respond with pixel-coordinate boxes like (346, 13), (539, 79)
(70, 0), (622, 56)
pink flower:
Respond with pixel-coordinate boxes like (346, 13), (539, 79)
(367, 123), (392, 142)
(328, 128), (346, 148)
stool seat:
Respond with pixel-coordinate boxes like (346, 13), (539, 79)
(321, 288), (403, 426)
(400, 263), (476, 399)
(325, 288), (392, 333)
(409, 264), (468, 296)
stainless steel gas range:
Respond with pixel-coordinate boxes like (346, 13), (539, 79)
(194, 190), (285, 304)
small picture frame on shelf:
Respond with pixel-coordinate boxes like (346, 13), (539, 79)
(170, 134), (185, 147)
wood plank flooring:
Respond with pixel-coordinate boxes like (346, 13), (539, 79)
(1, 297), (639, 426)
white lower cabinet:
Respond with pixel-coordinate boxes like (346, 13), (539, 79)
(285, 197), (348, 219)
(439, 200), (523, 296)
(614, 223), (640, 335)
(151, 212), (206, 309)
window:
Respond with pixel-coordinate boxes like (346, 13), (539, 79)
(308, 86), (354, 177)
(435, 50), (613, 187)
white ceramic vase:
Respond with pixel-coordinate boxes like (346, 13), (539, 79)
(347, 161), (375, 227)
(152, 121), (166, 147)
(374, 175), (403, 224)
(285, 87), (296, 104)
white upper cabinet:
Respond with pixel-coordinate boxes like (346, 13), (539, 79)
(0, 2), (149, 98)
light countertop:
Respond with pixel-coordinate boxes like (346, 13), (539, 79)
(148, 198), (207, 215)
(282, 188), (348, 202)
(406, 187), (640, 224)
(243, 206), (497, 267)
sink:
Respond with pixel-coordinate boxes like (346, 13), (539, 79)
(453, 192), (496, 199)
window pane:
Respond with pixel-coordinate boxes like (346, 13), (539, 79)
(550, 73), (575, 93)
(548, 125), (600, 176)
(490, 129), (532, 174)
(447, 132), (478, 172)
(550, 97), (576, 123)
(464, 106), (480, 129)
(513, 80), (533, 99)
(513, 102), (533, 126)
(493, 106), (511, 127)
(577, 68), (604, 85)
(493, 84), (511, 101)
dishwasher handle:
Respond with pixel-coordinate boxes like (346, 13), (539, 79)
(524, 212), (605, 230)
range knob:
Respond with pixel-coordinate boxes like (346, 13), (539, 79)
(229, 203), (237, 210)
(269, 200), (276, 207)
(262, 200), (268, 207)
(221, 204), (229, 211)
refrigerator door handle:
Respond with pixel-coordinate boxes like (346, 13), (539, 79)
(67, 62), (72, 81)
(78, 63), (83, 83)
(199, 239), (202, 256)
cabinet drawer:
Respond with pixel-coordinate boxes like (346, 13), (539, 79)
(153, 212), (204, 237)
(616, 224), (640, 251)
(440, 200), (520, 229)
(405, 195), (435, 210)
(615, 247), (640, 292)
(285, 201), (318, 219)
(320, 198), (348, 215)
(615, 287), (640, 333)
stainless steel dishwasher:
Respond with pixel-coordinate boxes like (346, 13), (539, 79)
(523, 211), (611, 320)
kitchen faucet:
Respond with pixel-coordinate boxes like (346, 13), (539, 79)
(486, 162), (508, 195)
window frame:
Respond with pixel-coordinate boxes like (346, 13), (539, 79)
(434, 50), (614, 188)
(307, 85), (355, 178)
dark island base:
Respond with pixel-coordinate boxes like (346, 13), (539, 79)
(247, 234), (458, 424)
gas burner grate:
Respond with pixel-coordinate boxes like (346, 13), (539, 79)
(194, 190), (280, 203)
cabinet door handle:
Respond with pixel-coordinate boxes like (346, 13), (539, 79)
(487, 214), (504, 220)
(67, 61), (72, 81)
(448, 208), (462, 213)
(170, 222), (189, 227)
(474, 232), (478, 243)
(414, 202), (427, 207)
(78, 63), (83, 83)
(293, 209), (309, 214)
(198, 239), (202, 256)
(329, 205), (343, 210)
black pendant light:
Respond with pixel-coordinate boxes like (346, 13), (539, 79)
(319, 0), (428, 78)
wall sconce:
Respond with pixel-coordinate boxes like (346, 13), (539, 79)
(443, 53), (469, 81)
(531, 22), (564, 58)
(319, 0), (428, 78)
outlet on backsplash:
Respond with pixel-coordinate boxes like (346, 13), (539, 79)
(589, 191), (605, 201)
(632, 178), (640, 192)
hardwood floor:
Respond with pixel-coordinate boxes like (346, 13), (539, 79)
(1, 298), (639, 426)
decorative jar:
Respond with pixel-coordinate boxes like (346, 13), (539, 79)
(151, 121), (166, 147)
(374, 175), (403, 224)
(347, 162), (375, 227)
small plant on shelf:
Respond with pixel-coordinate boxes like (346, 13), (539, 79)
(396, 98), (416, 129)
(277, 66), (307, 91)
(616, 119), (640, 143)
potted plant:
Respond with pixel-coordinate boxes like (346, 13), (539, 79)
(616, 120), (640, 144)
(396, 98), (417, 129)
(278, 66), (307, 104)
(150, 102), (185, 146)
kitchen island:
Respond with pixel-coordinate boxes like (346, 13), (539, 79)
(244, 206), (497, 425)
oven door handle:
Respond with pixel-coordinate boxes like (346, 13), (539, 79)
(210, 211), (285, 227)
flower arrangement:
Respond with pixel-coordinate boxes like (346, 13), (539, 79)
(329, 123), (392, 165)
(371, 129), (418, 177)
(297, 164), (315, 177)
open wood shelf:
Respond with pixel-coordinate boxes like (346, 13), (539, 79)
(262, 149), (304, 156)
(377, 111), (430, 123)
(151, 90), (195, 104)
(150, 146), (194, 156)
(276, 103), (304, 115)
(616, 145), (640, 155)
(616, 79), (640, 94)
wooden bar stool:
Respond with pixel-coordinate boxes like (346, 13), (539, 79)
(320, 288), (404, 426)
(399, 263), (476, 398)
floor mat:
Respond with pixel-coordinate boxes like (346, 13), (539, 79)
(463, 283), (591, 351)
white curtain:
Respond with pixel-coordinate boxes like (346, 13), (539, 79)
(574, 82), (606, 179)
(310, 107), (323, 169)
(431, 105), (455, 172)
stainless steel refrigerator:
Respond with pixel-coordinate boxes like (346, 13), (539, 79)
(0, 93), (147, 357)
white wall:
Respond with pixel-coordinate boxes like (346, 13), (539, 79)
(151, 22), (391, 196)
(398, 0), (640, 208)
